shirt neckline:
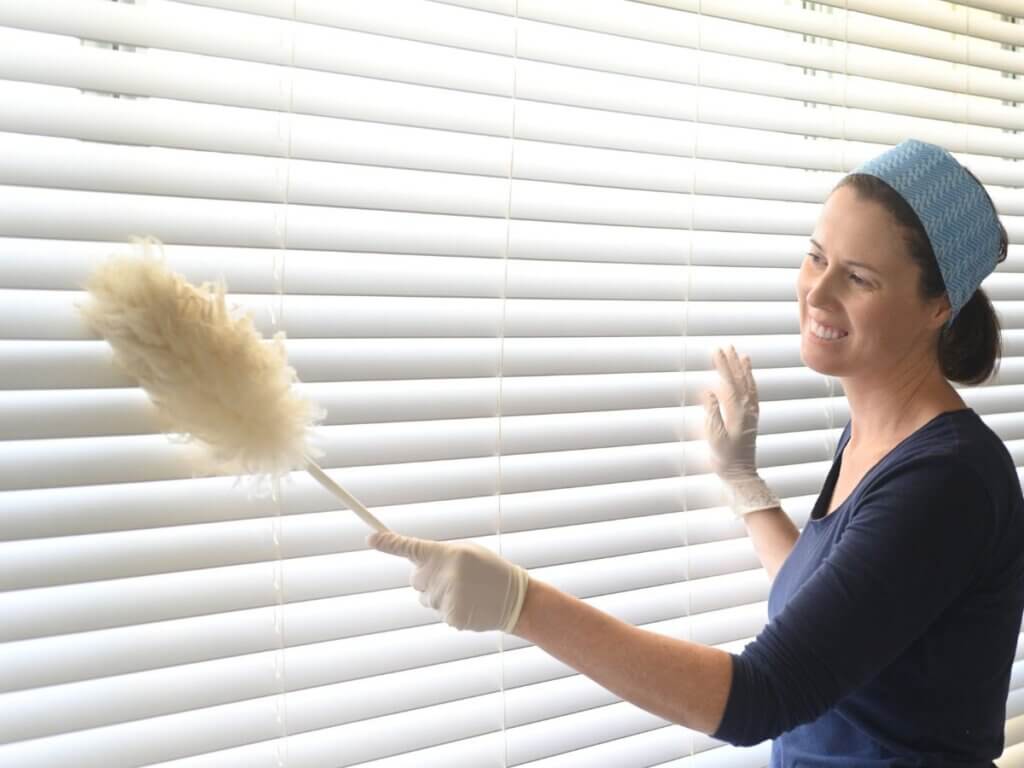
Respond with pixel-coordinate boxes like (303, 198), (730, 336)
(809, 407), (973, 523)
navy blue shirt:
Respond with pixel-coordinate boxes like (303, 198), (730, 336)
(712, 408), (1024, 765)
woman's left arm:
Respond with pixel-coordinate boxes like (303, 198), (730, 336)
(514, 577), (734, 735)
(367, 530), (735, 736)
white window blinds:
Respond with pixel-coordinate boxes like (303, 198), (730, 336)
(1, 0), (1023, 765)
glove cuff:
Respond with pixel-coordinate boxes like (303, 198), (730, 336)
(502, 565), (530, 635)
(723, 473), (781, 518)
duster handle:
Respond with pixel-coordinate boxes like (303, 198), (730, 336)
(303, 459), (390, 533)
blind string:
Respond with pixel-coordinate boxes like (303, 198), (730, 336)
(679, 1), (701, 759)
(268, 4), (298, 766)
(824, 0), (851, 459)
(964, 9), (971, 176)
(498, 3), (519, 765)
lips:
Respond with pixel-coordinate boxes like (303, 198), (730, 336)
(808, 317), (847, 334)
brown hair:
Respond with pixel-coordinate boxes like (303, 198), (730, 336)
(831, 171), (1007, 386)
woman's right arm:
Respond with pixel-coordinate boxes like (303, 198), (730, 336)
(741, 506), (799, 583)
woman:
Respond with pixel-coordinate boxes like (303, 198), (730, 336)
(368, 139), (1024, 764)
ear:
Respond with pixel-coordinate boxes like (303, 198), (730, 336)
(930, 294), (952, 332)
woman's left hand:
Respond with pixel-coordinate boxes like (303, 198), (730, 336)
(367, 531), (530, 634)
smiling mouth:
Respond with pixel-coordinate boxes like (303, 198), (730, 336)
(807, 318), (849, 341)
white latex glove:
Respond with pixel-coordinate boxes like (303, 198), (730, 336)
(701, 345), (780, 517)
(367, 531), (529, 634)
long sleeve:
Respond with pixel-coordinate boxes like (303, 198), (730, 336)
(712, 455), (993, 747)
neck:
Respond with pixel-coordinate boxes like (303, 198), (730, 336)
(841, 364), (966, 454)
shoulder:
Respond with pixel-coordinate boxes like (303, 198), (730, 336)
(867, 410), (1003, 494)
(865, 452), (988, 502)
(852, 421), (1003, 553)
(863, 415), (990, 502)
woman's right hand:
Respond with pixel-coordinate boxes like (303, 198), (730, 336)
(701, 345), (761, 482)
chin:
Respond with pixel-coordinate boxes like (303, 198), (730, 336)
(799, 335), (844, 376)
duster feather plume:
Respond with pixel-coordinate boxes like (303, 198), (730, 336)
(77, 237), (388, 533)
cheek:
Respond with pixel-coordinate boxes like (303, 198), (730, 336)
(795, 268), (811, 299)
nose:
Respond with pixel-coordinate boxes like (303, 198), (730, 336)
(803, 262), (841, 311)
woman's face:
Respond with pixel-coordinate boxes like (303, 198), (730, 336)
(796, 184), (949, 380)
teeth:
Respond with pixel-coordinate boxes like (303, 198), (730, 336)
(810, 319), (847, 340)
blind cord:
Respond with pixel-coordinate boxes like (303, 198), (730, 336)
(812, 0), (850, 461)
(964, 9), (971, 177)
(269, 4), (298, 767)
(823, 0), (851, 458)
(680, 1), (701, 759)
(499, 3), (519, 765)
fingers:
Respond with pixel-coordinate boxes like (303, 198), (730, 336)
(724, 345), (745, 383)
(703, 388), (725, 440)
(412, 566), (431, 592)
(367, 531), (436, 563)
(741, 352), (758, 400)
(418, 588), (440, 610)
(710, 346), (734, 391)
(710, 344), (741, 398)
(711, 345), (754, 382)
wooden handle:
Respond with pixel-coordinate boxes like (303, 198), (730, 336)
(303, 459), (389, 533)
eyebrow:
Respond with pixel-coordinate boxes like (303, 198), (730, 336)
(808, 239), (882, 275)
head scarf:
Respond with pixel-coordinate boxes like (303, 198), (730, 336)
(851, 138), (1001, 329)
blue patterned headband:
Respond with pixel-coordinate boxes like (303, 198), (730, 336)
(851, 138), (1001, 330)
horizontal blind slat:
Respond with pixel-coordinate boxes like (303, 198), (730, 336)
(0, 505), (802, 641)
(0, 572), (770, 741)
(4, 373), (1024, 439)
(5, 89), (1024, 188)
(478, 0), (1024, 75)
(3, 40), (1024, 156)
(7, 131), (1024, 216)
(170, 0), (1024, 89)
(10, 288), (1024, 343)
(809, 1), (1024, 47)
(513, 730), (769, 768)
(0, 499), (778, 591)
(0, 602), (768, 767)
(8, 0), (1023, 98)
(1, 328), (1022, 390)
(0, 421), (848, 491)
(3, 238), (1024, 294)
(0, 133), (835, 210)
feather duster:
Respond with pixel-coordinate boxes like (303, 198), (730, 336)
(77, 237), (387, 533)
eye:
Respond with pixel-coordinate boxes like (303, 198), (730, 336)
(807, 253), (868, 286)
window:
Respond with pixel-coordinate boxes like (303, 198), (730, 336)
(1, 1), (1022, 765)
